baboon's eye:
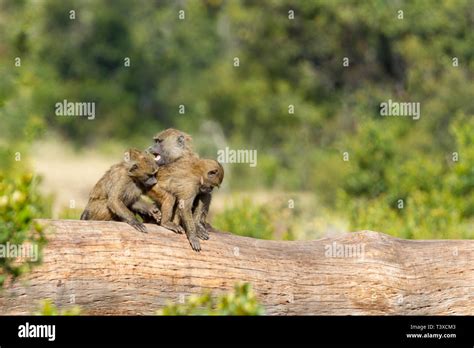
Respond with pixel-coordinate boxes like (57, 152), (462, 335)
(208, 169), (218, 177)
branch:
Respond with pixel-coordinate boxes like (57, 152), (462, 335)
(1, 219), (473, 315)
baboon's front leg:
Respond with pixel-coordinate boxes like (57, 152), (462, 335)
(108, 196), (147, 233)
(194, 192), (219, 234)
(131, 197), (161, 223)
(148, 186), (184, 234)
(179, 198), (201, 251)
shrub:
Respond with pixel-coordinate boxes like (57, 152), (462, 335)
(0, 172), (51, 287)
(338, 114), (474, 240)
(35, 299), (82, 316)
(213, 198), (275, 239)
(158, 283), (264, 316)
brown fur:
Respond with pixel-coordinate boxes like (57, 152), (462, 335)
(147, 157), (223, 251)
(147, 128), (223, 240)
(148, 128), (196, 165)
(185, 161), (224, 240)
(80, 149), (160, 232)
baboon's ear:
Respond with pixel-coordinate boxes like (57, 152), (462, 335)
(177, 135), (185, 146)
(126, 148), (142, 161)
(127, 162), (139, 176)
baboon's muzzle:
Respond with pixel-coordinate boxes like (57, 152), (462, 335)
(144, 176), (157, 188)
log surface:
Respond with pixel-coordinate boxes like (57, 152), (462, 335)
(1, 219), (473, 315)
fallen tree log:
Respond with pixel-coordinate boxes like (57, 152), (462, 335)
(1, 219), (473, 315)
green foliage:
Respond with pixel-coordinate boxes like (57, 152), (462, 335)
(158, 283), (264, 316)
(448, 114), (474, 219)
(0, 172), (51, 286)
(0, 0), (472, 240)
(340, 190), (469, 240)
(343, 121), (395, 198)
(35, 299), (82, 316)
(2, 0), (471, 191)
(213, 198), (277, 240)
(57, 206), (83, 220)
(339, 113), (474, 239)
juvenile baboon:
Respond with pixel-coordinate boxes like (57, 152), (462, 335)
(80, 149), (161, 232)
(177, 163), (224, 240)
(147, 128), (222, 235)
(147, 157), (224, 251)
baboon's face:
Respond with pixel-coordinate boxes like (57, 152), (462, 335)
(148, 139), (165, 165)
(200, 160), (224, 193)
(128, 150), (158, 188)
(148, 128), (193, 165)
(199, 184), (214, 194)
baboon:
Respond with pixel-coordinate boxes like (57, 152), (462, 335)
(146, 128), (196, 233)
(171, 159), (224, 240)
(147, 157), (224, 251)
(148, 128), (196, 166)
(80, 149), (161, 233)
(147, 128), (222, 236)
(181, 163), (224, 240)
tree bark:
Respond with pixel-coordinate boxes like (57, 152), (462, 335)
(1, 219), (473, 315)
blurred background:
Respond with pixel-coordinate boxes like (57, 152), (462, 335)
(0, 0), (473, 243)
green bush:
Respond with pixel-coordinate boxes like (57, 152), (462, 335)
(0, 172), (51, 286)
(158, 283), (264, 316)
(448, 114), (474, 219)
(213, 198), (276, 239)
(340, 189), (470, 239)
(338, 113), (474, 240)
(342, 121), (395, 198)
(35, 299), (82, 316)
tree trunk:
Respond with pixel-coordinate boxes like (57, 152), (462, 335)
(1, 219), (473, 315)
